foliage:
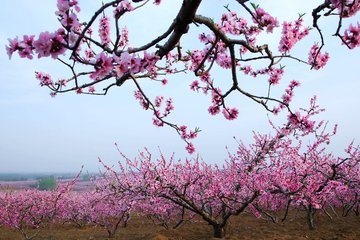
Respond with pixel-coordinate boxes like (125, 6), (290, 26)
(33, 176), (57, 191)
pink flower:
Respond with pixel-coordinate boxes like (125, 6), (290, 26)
(35, 72), (53, 86)
(186, 143), (195, 154)
(343, 23), (360, 49)
(216, 53), (232, 69)
(134, 90), (149, 109)
(253, 8), (279, 33)
(198, 33), (213, 43)
(114, 53), (131, 77)
(60, 12), (80, 31)
(114, 0), (133, 18)
(161, 79), (168, 85)
(85, 49), (95, 60)
(208, 105), (220, 115)
(188, 130), (198, 139)
(190, 81), (200, 91)
(141, 51), (160, 72)
(282, 94), (292, 104)
(6, 35), (35, 60)
(222, 107), (239, 120)
(189, 49), (206, 71)
(268, 68), (284, 85)
(76, 88), (83, 94)
(211, 89), (222, 105)
(308, 44), (329, 70)
(118, 27), (129, 48)
(129, 55), (141, 73)
(220, 12), (248, 35)
(57, 79), (67, 87)
(99, 16), (111, 46)
(6, 37), (20, 59)
(153, 118), (164, 127)
(164, 98), (174, 113)
(154, 96), (164, 107)
(199, 72), (211, 84)
(279, 19), (309, 53)
(90, 53), (113, 80)
(154, 0), (161, 5)
(33, 29), (66, 59)
(241, 65), (252, 75)
(289, 80), (300, 88)
(288, 111), (301, 126)
(88, 86), (96, 93)
(273, 107), (280, 115)
(56, 0), (72, 13)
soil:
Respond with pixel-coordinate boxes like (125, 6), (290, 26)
(0, 210), (359, 240)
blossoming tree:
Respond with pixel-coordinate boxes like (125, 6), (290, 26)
(92, 98), (359, 238)
(6, 0), (360, 153)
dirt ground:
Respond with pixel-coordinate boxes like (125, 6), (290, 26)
(0, 210), (359, 240)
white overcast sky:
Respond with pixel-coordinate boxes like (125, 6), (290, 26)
(0, 1), (359, 173)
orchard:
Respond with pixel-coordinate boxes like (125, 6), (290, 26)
(2, 0), (360, 239)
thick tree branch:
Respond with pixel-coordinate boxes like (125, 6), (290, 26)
(156, 0), (202, 58)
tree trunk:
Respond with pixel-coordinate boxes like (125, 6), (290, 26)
(306, 205), (316, 230)
(107, 229), (115, 238)
(355, 205), (359, 216)
(212, 224), (226, 238)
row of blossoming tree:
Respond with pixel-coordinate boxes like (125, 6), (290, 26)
(1, 100), (359, 238)
(4, 0), (360, 239)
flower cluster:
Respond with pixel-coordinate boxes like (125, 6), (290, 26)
(119, 27), (129, 48)
(152, 97), (174, 127)
(35, 72), (54, 86)
(114, 0), (133, 18)
(35, 29), (67, 59)
(56, 0), (80, 14)
(221, 12), (248, 35)
(253, 8), (279, 33)
(188, 49), (207, 71)
(343, 23), (360, 49)
(177, 125), (199, 154)
(179, 125), (198, 140)
(308, 44), (329, 70)
(56, 0), (81, 31)
(7, 29), (67, 60)
(90, 53), (113, 80)
(279, 18), (309, 53)
(280, 80), (300, 108)
(208, 89), (222, 116)
(190, 80), (200, 92)
(186, 142), (196, 154)
(113, 51), (159, 78)
(134, 90), (149, 110)
(99, 16), (111, 46)
(6, 35), (34, 59)
(222, 107), (239, 120)
(268, 68), (284, 85)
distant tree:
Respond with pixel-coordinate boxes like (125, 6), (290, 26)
(34, 176), (57, 191)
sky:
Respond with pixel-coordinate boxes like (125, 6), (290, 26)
(0, 0), (359, 173)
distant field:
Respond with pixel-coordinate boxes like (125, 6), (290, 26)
(0, 179), (94, 191)
(0, 211), (359, 239)
(0, 173), (80, 181)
